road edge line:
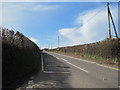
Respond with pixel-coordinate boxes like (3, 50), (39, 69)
(41, 52), (44, 71)
(60, 58), (89, 73)
(52, 52), (119, 71)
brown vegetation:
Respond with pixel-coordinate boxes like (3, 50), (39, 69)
(2, 28), (41, 89)
(51, 39), (119, 65)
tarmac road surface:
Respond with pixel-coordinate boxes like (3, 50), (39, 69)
(17, 51), (119, 89)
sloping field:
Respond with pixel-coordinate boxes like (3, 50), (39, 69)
(52, 39), (119, 64)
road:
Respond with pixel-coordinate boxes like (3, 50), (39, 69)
(18, 51), (118, 89)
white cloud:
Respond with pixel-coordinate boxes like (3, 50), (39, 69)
(2, 3), (60, 12)
(2, 0), (119, 2)
(33, 5), (61, 11)
(59, 28), (74, 35)
(2, 3), (61, 30)
(29, 38), (38, 42)
(59, 6), (118, 46)
(2, 0), (39, 2)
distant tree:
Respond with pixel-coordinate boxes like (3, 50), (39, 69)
(9, 30), (14, 44)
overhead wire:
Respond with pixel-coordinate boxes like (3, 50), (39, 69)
(69, 4), (107, 34)
(46, 3), (116, 48)
(83, 5), (107, 26)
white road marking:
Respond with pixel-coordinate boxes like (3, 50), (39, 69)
(60, 58), (68, 62)
(41, 52), (70, 74)
(94, 63), (118, 71)
(44, 71), (70, 74)
(56, 57), (60, 59)
(60, 58), (89, 73)
(52, 52), (119, 71)
(53, 53), (96, 64)
(41, 52), (44, 71)
(47, 65), (68, 67)
(45, 52), (88, 73)
(66, 61), (89, 73)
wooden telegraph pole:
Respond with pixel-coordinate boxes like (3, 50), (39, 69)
(107, 2), (111, 39)
(107, 2), (118, 39)
(109, 10), (119, 39)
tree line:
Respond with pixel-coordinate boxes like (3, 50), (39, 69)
(2, 28), (41, 89)
(2, 28), (38, 50)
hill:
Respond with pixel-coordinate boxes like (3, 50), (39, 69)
(51, 39), (119, 65)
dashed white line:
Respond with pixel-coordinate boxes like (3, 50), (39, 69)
(44, 71), (70, 74)
(47, 53), (89, 73)
(66, 61), (89, 73)
(56, 57), (60, 59)
(60, 58), (68, 62)
(41, 52), (70, 74)
(60, 58), (89, 73)
(41, 52), (44, 71)
(52, 52), (119, 71)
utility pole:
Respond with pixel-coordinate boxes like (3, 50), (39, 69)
(58, 36), (59, 49)
(109, 10), (118, 39)
(107, 2), (118, 39)
(48, 44), (50, 49)
(107, 2), (111, 39)
(51, 43), (52, 49)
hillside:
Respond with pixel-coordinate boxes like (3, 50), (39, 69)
(51, 39), (119, 65)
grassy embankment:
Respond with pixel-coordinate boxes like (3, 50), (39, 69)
(51, 39), (119, 65)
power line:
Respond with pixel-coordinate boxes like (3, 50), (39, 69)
(69, 4), (107, 34)
(85, 3), (115, 24)
(46, 3), (117, 48)
(83, 5), (107, 26)
(43, 4), (110, 48)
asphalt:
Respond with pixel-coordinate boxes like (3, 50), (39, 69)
(17, 51), (119, 89)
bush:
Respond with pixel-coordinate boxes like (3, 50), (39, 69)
(2, 28), (41, 88)
(52, 39), (118, 61)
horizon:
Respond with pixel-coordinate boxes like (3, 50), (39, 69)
(1, 2), (119, 49)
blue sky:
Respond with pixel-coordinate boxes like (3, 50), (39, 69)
(1, 2), (118, 49)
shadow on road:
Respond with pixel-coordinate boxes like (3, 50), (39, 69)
(20, 52), (72, 89)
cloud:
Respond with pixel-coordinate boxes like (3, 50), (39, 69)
(2, 0), (40, 2)
(29, 38), (38, 42)
(2, 0), (119, 2)
(2, 3), (60, 12)
(2, 3), (61, 30)
(59, 28), (74, 35)
(59, 6), (118, 46)
(33, 5), (61, 11)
